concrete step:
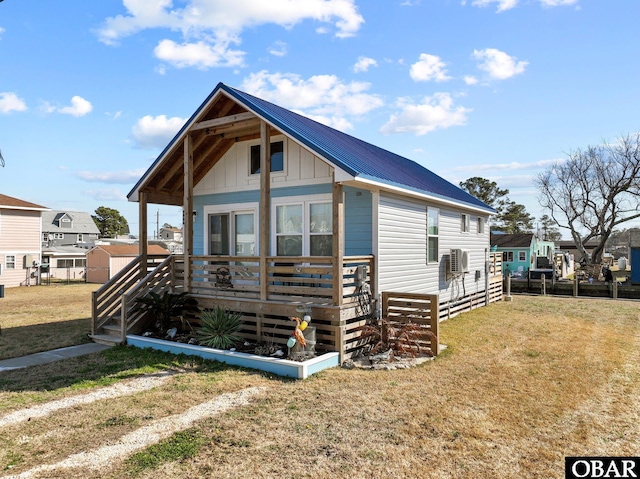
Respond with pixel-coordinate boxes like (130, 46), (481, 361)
(89, 334), (123, 346)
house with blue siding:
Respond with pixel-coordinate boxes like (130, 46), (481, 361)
(93, 83), (501, 359)
(491, 232), (556, 278)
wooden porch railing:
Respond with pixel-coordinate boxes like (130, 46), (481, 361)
(91, 254), (172, 339)
(175, 255), (375, 305)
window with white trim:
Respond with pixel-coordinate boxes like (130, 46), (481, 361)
(518, 251), (526, 262)
(6, 255), (16, 269)
(477, 217), (485, 234)
(250, 141), (284, 175)
(427, 208), (439, 263)
(273, 197), (333, 256)
(77, 234), (84, 242)
(504, 251), (514, 262)
(205, 205), (258, 256)
(461, 213), (470, 233)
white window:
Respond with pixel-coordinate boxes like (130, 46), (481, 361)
(57, 259), (73, 268)
(461, 213), (470, 233)
(504, 251), (514, 262)
(54, 233), (64, 239)
(272, 196), (333, 256)
(75, 258), (86, 267)
(250, 140), (285, 175)
(477, 217), (485, 234)
(518, 251), (526, 262)
(6, 255), (16, 269)
(204, 204), (258, 256)
(77, 234), (84, 242)
(427, 208), (439, 263)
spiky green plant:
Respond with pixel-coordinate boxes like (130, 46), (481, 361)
(196, 307), (243, 349)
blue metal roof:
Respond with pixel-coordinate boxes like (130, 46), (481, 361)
(221, 84), (493, 212)
(130, 82), (494, 213)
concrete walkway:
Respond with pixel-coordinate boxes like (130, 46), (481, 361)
(0, 343), (111, 372)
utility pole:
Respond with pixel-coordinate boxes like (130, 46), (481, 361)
(156, 209), (160, 239)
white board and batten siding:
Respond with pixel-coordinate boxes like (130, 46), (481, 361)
(377, 193), (490, 304)
(194, 135), (332, 195)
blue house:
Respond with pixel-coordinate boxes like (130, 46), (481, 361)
(491, 232), (555, 277)
(93, 83), (502, 359)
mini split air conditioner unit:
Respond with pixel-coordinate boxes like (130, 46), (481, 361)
(449, 249), (470, 274)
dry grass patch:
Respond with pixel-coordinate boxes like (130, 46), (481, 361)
(2, 294), (640, 478)
(0, 284), (99, 359)
(113, 296), (640, 479)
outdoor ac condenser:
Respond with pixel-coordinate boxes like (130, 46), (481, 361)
(450, 249), (470, 274)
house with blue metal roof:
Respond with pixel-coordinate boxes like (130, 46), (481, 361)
(92, 83), (502, 360)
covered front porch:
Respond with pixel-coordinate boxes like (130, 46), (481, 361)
(91, 252), (377, 359)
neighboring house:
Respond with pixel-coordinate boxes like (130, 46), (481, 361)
(491, 232), (536, 277)
(42, 210), (100, 247)
(159, 226), (182, 242)
(41, 245), (88, 281)
(0, 194), (49, 288)
(491, 233), (558, 277)
(94, 82), (501, 357)
(556, 238), (600, 265)
(158, 226), (184, 254)
(86, 244), (169, 283)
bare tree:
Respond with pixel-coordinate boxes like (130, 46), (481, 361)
(535, 133), (640, 265)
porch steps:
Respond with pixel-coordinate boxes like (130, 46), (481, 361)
(90, 317), (123, 346)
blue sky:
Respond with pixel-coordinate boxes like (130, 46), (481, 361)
(1, 0), (639, 237)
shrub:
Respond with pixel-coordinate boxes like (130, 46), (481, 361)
(134, 291), (198, 333)
(196, 307), (243, 349)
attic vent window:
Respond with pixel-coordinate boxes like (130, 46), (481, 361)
(61, 218), (72, 228)
(250, 141), (284, 174)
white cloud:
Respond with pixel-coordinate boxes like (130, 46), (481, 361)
(539, 0), (578, 5)
(471, 0), (518, 12)
(153, 39), (244, 69)
(77, 168), (147, 183)
(380, 93), (471, 136)
(0, 92), (28, 113)
(240, 71), (383, 130)
(59, 96), (93, 117)
(131, 114), (186, 149)
(473, 48), (528, 80)
(471, 0), (577, 11)
(451, 158), (562, 172)
(464, 75), (479, 85)
(0, 27), (5, 39)
(83, 188), (127, 201)
(268, 40), (288, 57)
(97, 0), (363, 70)
(409, 53), (451, 82)
(353, 56), (377, 73)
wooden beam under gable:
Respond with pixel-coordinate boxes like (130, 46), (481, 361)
(191, 111), (256, 131)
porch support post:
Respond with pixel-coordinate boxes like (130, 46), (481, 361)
(183, 133), (194, 292)
(139, 191), (148, 277)
(332, 176), (344, 306)
(259, 121), (271, 301)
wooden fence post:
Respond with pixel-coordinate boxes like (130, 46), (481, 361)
(429, 295), (439, 356)
(573, 276), (578, 297)
(613, 280), (618, 299)
(541, 274), (546, 296)
(505, 273), (513, 302)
